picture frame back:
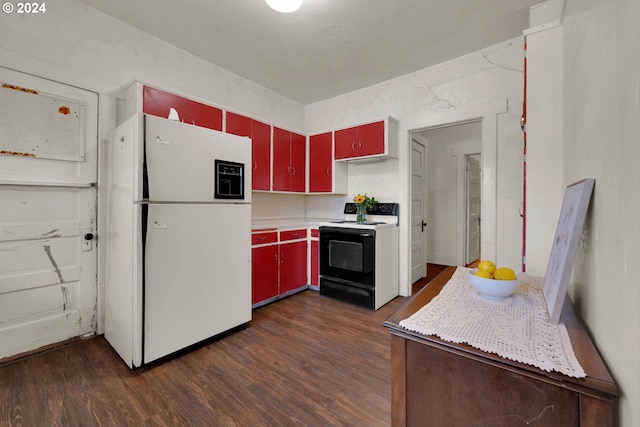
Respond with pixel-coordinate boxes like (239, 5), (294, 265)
(543, 178), (595, 324)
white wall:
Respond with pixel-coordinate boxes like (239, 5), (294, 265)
(306, 38), (524, 294)
(526, 0), (640, 425)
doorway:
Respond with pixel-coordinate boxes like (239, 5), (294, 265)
(410, 120), (482, 281)
(465, 154), (481, 265)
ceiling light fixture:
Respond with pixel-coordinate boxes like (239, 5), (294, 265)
(265, 0), (302, 13)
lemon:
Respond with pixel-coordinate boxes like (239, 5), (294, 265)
(494, 267), (516, 280)
(474, 270), (493, 279)
(477, 260), (496, 275)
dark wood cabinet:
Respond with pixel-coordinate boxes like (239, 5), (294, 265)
(383, 267), (617, 427)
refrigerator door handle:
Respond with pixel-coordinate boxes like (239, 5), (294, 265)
(142, 116), (150, 200)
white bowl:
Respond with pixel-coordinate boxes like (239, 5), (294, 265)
(468, 271), (518, 300)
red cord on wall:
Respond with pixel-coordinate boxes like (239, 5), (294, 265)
(522, 40), (527, 272)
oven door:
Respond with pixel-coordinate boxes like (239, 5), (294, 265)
(319, 227), (375, 287)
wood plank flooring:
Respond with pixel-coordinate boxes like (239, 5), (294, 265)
(0, 290), (411, 427)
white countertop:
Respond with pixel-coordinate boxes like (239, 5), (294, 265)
(252, 217), (340, 231)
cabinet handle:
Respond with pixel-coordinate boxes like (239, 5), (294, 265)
(352, 141), (356, 151)
(280, 253), (285, 264)
(291, 167), (296, 176)
(326, 167), (331, 176)
(287, 166), (291, 175)
(291, 233), (299, 237)
(257, 236), (266, 241)
(274, 254), (278, 263)
(358, 140), (362, 149)
(253, 161), (258, 170)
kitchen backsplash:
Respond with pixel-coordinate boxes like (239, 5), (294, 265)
(251, 192), (347, 220)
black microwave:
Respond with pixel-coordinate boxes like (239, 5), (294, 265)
(214, 159), (244, 199)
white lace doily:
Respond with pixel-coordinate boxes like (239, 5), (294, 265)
(399, 267), (586, 378)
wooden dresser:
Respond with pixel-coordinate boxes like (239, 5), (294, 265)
(383, 267), (618, 427)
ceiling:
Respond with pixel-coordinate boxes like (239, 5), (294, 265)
(77, 0), (537, 104)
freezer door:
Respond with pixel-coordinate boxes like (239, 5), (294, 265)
(142, 203), (251, 364)
(143, 114), (252, 203)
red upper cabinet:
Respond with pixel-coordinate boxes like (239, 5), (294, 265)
(142, 86), (222, 131)
(227, 112), (271, 191)
(334, 118), (398, 161)
(334, 125), (360, 159)
(251, 120), (271, 191)
(290, 132), (306, 192)
(226, 111), (251, 137)
(309, 132), (333, 193)
(355, 121), (385, 157)
(273, 127), (306, 192)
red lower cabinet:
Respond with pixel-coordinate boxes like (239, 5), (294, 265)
(311, 240), (319, 286)
(251, 245), (279, 305)
(279, 241), (307, 294)
(252, 229), (308, 306)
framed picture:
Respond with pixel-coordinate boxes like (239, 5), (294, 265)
(543, 179), (595, 323)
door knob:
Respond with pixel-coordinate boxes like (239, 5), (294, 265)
(84, 233), (94, 240)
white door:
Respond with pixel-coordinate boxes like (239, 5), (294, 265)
(410, 138), (427, 284)
(465, 155), (481, 265)
(0, 67), (98, 359)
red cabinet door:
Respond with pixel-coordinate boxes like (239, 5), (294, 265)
(272, 127), (291, 191)
(311, 239), (319, 286)
(143, 86), (222, 131)
(356, 121), (385, 157)
(251, 119), (271, 191)
(227, 113), (271, 191)
(334, 121), (385, 159)
(334, 125), (358, 160)
(309, 132), (332, 192)
(226, 111), (251, 137)
(272, 127), (306, 192)
(279, 241), (307, 294)
(252, 245), (279, 305)
(290, 132), (306, 192)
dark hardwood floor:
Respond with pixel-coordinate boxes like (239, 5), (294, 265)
(0, 289), (412, 427)
(1, 262), (467, 427)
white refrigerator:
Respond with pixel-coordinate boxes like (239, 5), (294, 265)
(105, 113), (252, 368)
